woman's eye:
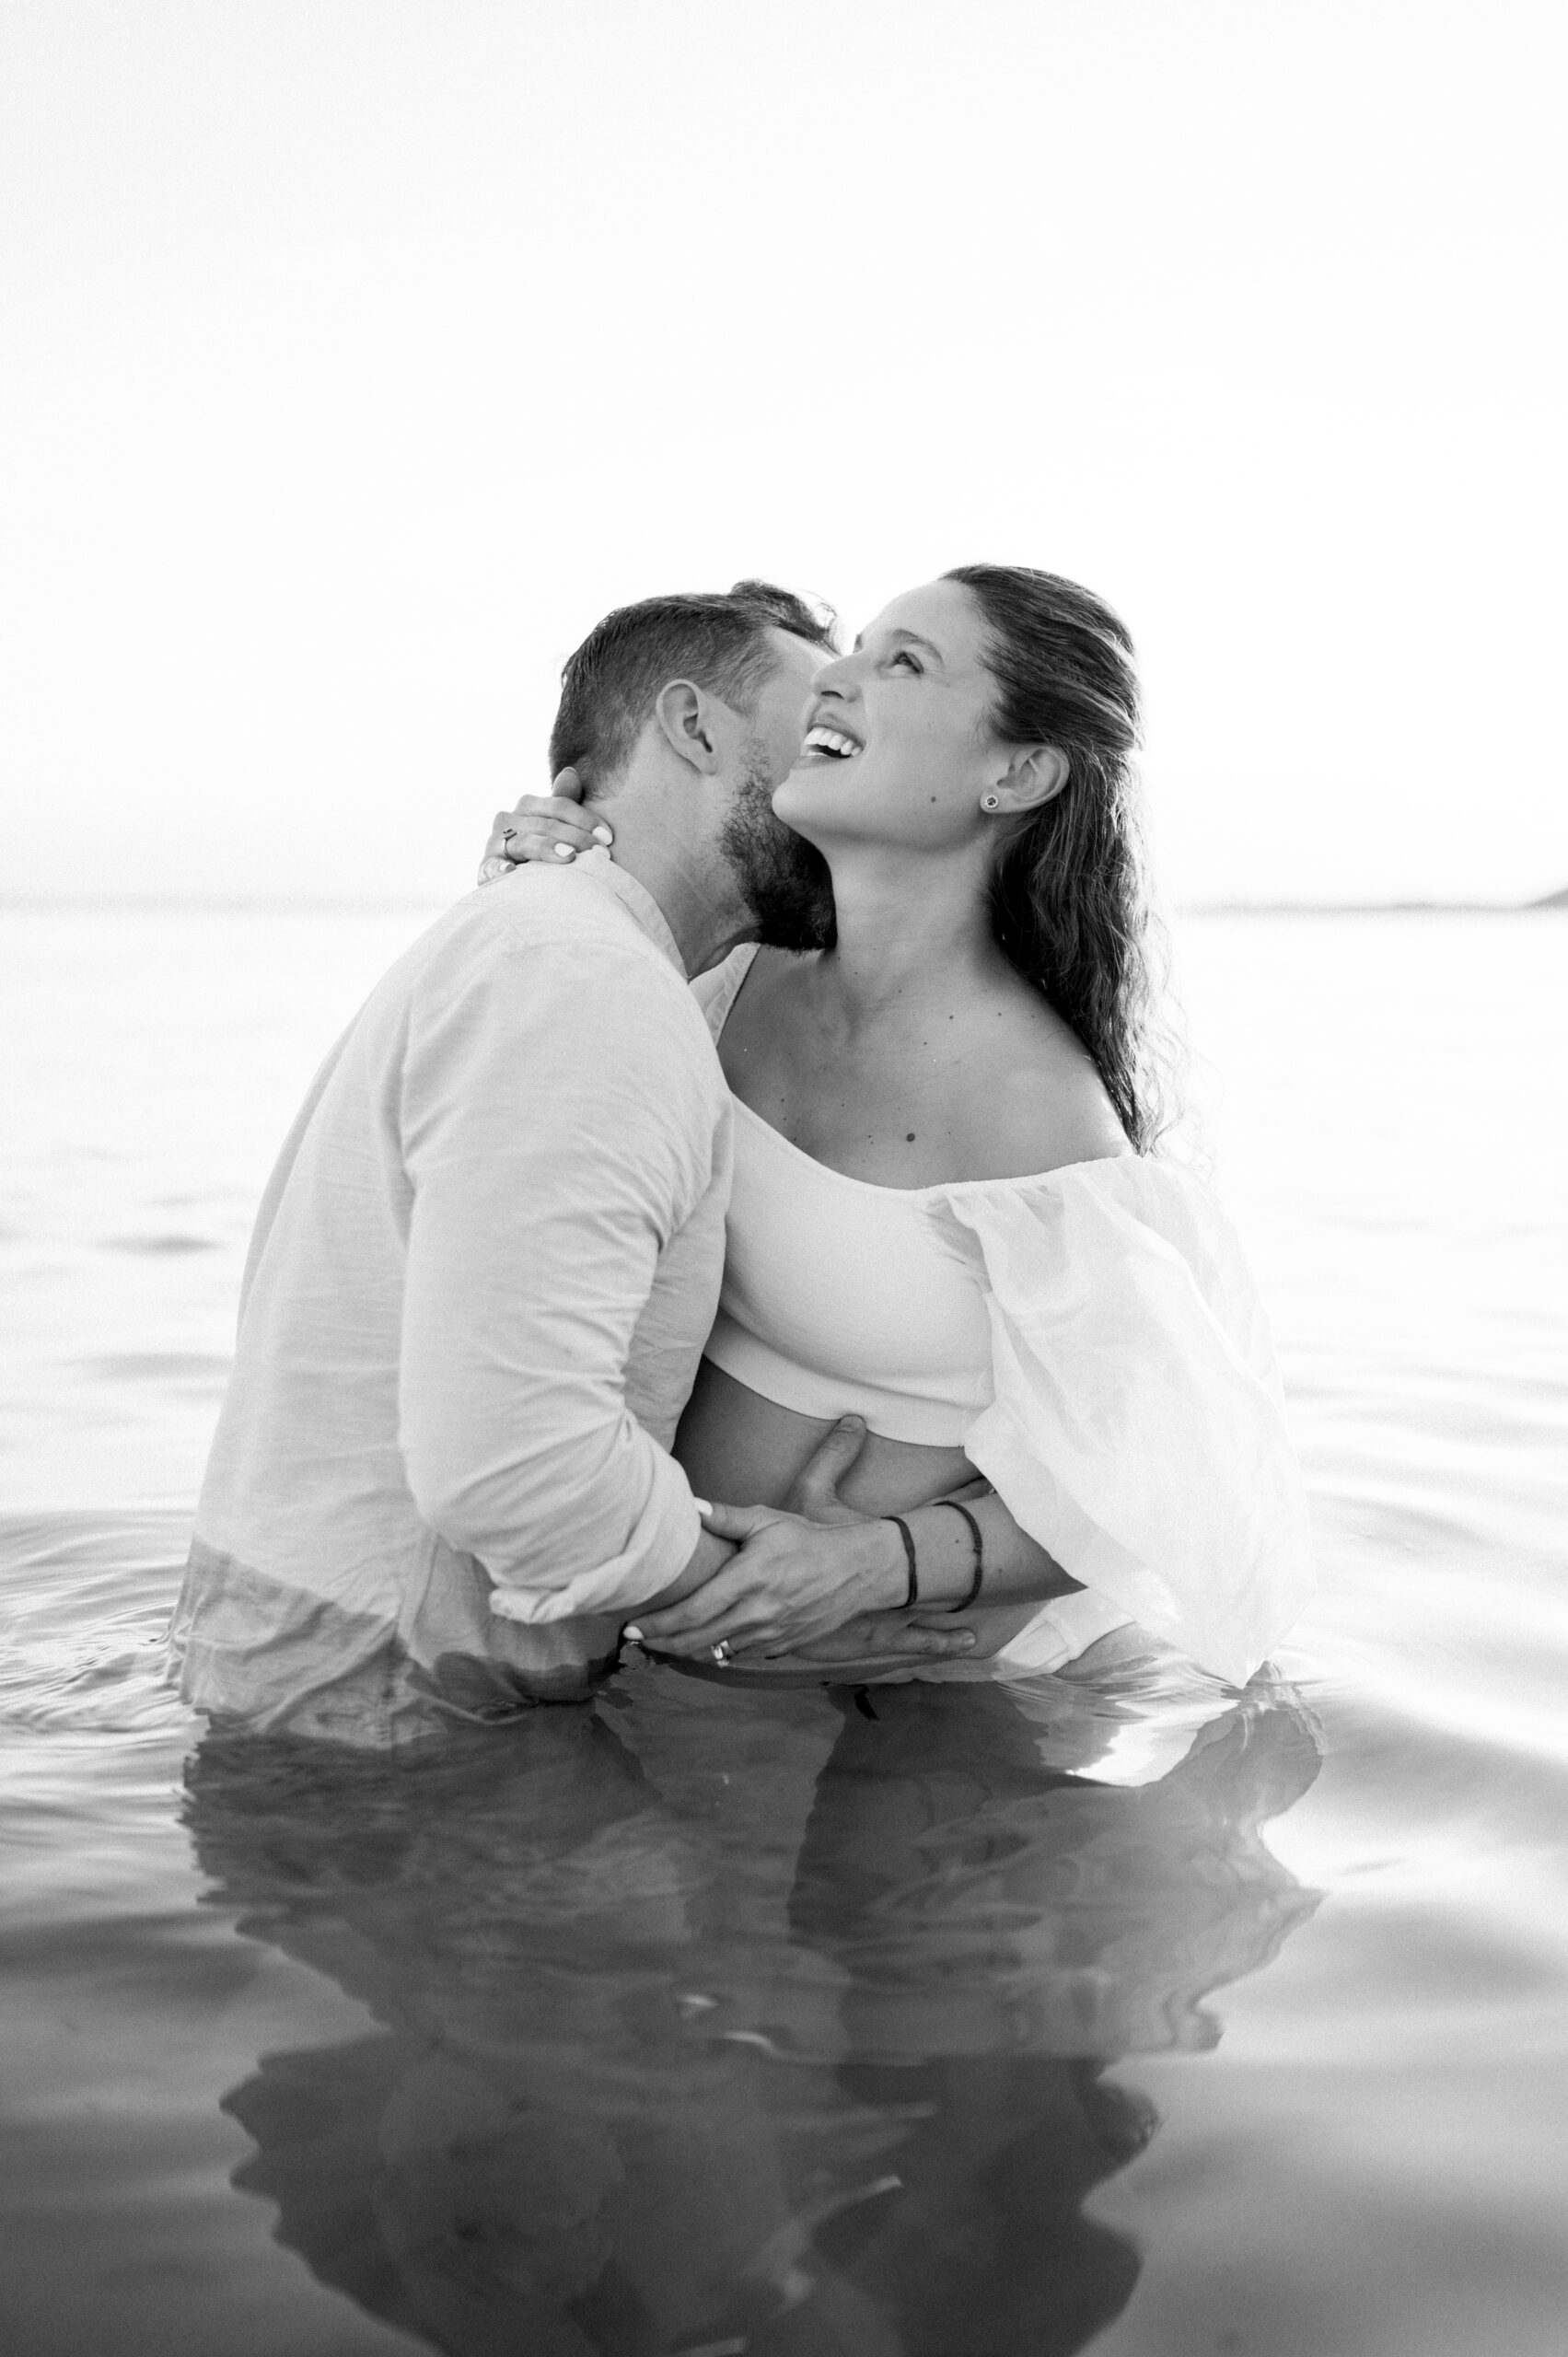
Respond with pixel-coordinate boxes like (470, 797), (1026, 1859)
(890, 649), (923, 674)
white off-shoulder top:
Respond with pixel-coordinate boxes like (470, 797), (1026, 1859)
(692, 947), (1314, 1687)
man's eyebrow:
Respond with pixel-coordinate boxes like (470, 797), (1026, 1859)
(851, 627), (946, 662)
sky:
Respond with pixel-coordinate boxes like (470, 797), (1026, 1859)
(3, 0), (1564, 909)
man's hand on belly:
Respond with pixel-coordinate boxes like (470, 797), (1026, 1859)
(777, 1415), (876, 1524)
(626, 1419), (983, 1666)
(628, 1504), (903, 1659)
(625, 1501), (975, 1662)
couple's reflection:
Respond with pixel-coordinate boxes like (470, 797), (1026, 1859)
(185, 1651), (1321, 2355)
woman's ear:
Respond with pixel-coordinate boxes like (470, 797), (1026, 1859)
(988, 745), (1069, 815)
(653, 679), (722, 773)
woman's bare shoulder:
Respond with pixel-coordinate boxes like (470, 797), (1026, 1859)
(956, 993), (1130, 1178)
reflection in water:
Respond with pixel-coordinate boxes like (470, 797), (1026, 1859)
(185, 1655), (1321, 2356)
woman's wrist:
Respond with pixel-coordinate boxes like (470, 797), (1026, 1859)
(845, 1511), (975, 1615)
(888, 1502), (987, 1610)
(854, 1518), (916, 1613)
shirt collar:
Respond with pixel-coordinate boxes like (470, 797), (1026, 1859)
(572, 847), (688, 979)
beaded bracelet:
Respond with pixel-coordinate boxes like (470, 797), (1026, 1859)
(935, 1499), (985, 1610)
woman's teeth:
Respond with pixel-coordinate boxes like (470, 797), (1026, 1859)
(802, 726), (860, 761)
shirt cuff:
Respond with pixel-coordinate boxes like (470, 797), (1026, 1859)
(485, 1456), (703, 1625)
(993, 1586), (1134, 1673)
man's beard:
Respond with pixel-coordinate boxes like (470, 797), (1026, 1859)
(718, 746), (836, 952)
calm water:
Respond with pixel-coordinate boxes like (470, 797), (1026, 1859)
(3, 906), (1565, 2356)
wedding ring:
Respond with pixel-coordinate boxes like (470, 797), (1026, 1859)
(710, 1642), (732, 1666)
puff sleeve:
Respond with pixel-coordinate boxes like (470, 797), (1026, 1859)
(942, 1158), (1315, 1685)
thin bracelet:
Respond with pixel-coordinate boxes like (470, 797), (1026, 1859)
(935, 1499), (985, 1610)
(882, 1514), (919, 1608)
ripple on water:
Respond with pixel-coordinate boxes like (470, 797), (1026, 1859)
(74, 1353), (233, 1397)
(101, 1235), (224, 1257)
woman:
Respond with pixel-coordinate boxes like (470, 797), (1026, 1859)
(488, 565), (1313, 1685)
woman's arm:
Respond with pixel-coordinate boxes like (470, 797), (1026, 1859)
(884, 1487), (1081, 1613)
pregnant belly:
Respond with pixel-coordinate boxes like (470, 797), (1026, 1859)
(674, 1356), (976, 1515)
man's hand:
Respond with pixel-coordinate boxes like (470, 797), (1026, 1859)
(626, 1414), (871, 1659)
(626, 1503), (910, 1659)
(779, 1414), (869, 1526)
(784, 1615), (991, 1666)
(765, 1419), (994, 1662)
(626, 1418), (979, 1665)
(628, 1513), (983, 1664)
(625, 1420), (987, 1665)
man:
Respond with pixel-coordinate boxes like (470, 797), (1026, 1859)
(170, 581), (969, 1744)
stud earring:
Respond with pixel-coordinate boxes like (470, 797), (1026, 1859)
(981, 793), (1000, 811)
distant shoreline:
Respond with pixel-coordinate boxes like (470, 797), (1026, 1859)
(1, 894), (451, 915)
(1176, 894), (1568, 917)
(3, 891), (1565, 918)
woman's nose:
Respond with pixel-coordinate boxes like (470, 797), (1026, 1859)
(811, 649), (858, 698)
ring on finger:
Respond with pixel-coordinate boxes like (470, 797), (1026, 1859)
(710, 1640), (733, 1666)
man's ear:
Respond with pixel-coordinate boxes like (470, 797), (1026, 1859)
(653, 679), (723, 774)
(990, 744), (1069, 815)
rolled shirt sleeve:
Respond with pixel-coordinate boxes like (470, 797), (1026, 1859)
(398, 936), (719, 1622)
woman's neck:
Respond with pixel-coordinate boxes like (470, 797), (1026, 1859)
(810, 839), (1006, 1028)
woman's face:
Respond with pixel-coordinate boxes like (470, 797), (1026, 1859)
(771, 578), (1007, 853)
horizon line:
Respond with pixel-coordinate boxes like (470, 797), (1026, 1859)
(1176, 893), (1567, 916)
(2, 889), (1565, 918)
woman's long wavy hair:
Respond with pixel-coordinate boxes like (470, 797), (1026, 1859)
(946, 563), (1180, 1153)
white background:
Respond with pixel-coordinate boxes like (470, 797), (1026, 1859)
(4, 0), (1564, 909)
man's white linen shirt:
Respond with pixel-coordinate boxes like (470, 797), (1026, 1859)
(176, 853), (732, 1731)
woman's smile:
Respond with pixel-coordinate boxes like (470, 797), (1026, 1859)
(796, 721), (865, 767)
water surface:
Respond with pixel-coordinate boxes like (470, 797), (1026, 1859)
(3, 907), (1565, 2354)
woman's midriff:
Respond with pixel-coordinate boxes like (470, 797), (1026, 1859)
(670, 1358), (1038, 1679)
(674, 1356), (977, 1516)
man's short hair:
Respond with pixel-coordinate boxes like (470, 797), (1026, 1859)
(547, 580), (838, 791)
